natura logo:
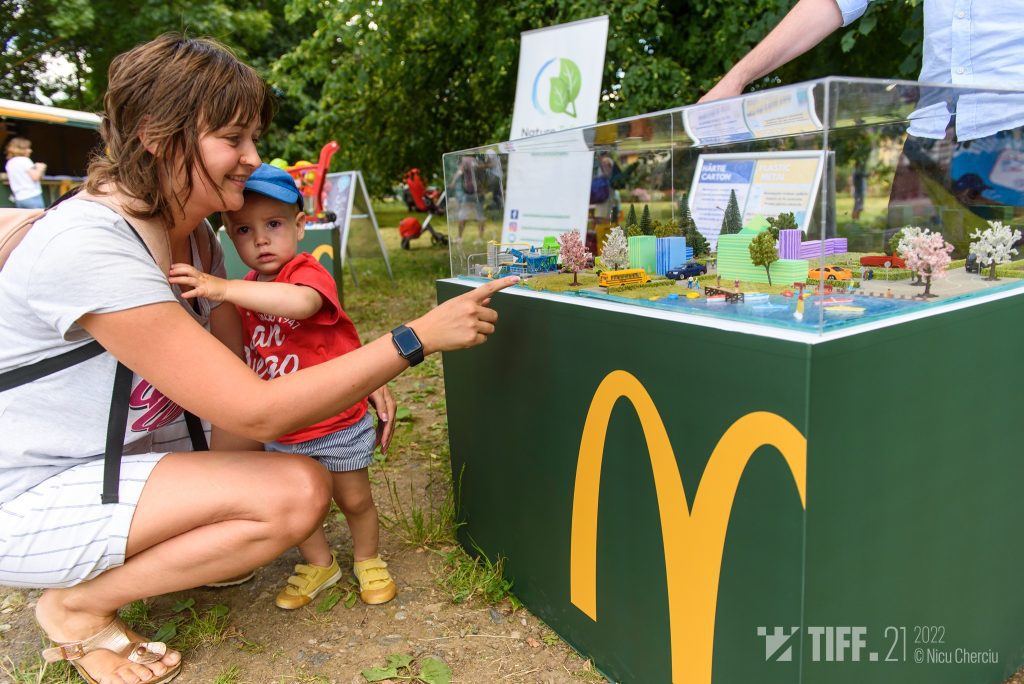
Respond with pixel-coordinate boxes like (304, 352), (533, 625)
(531, 57), (582, 118)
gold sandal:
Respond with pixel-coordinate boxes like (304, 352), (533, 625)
(41, 618), (181, 684)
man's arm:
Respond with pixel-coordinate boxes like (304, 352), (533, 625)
(699, 0), (846, 103)
(169, 263), (323, 320)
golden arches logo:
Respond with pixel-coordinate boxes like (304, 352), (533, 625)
(311, 244), (334, 262)
(570, 370), (806, 684)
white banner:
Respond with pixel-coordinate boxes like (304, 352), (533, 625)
(501, 16), (608, 247)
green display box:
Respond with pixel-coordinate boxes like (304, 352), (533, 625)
(438, 278), (1024, 684)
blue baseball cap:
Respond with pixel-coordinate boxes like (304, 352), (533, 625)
(244, 163), (303, 208)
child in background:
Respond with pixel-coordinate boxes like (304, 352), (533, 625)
(169, 163), (398, 608)
(4, 137), (47, 209)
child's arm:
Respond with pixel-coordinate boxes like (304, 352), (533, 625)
(169, 262), (323, 320)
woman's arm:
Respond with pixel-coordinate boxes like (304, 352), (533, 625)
(169, 263), (322, 320)
(78, 276), (516, 442)
(699, 0), (844, 103)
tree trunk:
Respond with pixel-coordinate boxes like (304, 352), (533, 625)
(572, 270), (579, 287)
(923, 275), (933, 297)
(988, 262), (998, 281)
(765, 267), (772, 286)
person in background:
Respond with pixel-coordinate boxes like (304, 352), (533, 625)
(5, 137), (47, 209)
(700, 1), (1024, 220)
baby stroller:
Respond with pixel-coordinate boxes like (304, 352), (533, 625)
(402, 168), (446, 215)
(399, 215), (449, 250)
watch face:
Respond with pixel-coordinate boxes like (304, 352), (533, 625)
(393, 326), (422, 357)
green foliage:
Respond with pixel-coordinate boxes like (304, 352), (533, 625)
(625, 223), (642, 238)
(4, 1), (925, 195)
(438, 545), (517, 606)
(765, 212), (798, 240)
(639, 205), (653, 235)
(654, 218), (682, 238)
(362, 653), (452, 684)
(720, 190), (743, 235)
(748, 231), (779, 285)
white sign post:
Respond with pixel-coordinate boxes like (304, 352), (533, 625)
(500, 16), (608, 247)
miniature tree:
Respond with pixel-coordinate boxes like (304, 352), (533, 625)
(601, 226), (630, 270)
(904, 232), (953, 298)
(625, 204), (638, 229)
(639, 204), (654, 235)
(765, 211), (798, 241)
(558, 228), (592, 287)
(653, 218), (683, 238)
(969, 221), (1022, 281)
(720, 189), (743, 235)
(748, 230), (779, 285)
(684, 220), (710, 257)
(895, 226), (928, 284)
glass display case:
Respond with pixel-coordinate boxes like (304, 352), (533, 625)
(443, 77), (1024, 336)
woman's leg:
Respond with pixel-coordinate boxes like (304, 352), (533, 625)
(35, 450), (330, 683)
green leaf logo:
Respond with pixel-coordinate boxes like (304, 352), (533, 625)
(549, 58), (582, 118)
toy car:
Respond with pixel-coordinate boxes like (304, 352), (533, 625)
(859, 254), (906, 269)
(666, 261), (707, 280)
(965, 253), (981, 273)
(808, 265), (853, 281)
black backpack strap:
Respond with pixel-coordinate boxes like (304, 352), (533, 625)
(184, 412), (208, 451)
(101, 361), (134, 504)
(0, 341), (104, 391)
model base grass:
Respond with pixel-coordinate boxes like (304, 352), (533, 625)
(717, 230), (808, 285)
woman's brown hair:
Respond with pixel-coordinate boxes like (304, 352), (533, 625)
(85, 33), (275, 228)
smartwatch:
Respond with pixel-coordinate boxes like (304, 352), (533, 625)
(391, 324), (424, 367)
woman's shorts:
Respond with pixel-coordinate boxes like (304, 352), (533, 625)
(265, 413), (375, 473)
(0, 452), (167, 589)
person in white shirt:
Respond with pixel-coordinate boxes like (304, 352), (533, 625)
(4, 137), (47, 209)
(701, 0), (1024, 212)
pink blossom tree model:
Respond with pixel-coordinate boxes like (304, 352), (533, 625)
(904, 232), (953, 298)
(558, 229), (592, 287)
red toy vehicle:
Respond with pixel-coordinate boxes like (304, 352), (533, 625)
(398, 216), (449, 250)
(859, 254), (907, 269)
(402, 168), (445, 215)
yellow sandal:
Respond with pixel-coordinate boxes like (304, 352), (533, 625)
(41, 618), (181, 684)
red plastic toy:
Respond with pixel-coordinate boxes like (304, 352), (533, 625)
(402, 168), (445, 215)
(286, 141), (339, 219)
(398, 216), (449, 250)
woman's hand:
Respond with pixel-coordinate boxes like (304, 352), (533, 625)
(408, 276), (519, 355)
(169, 263), (229, 301)
(367, 385), (397, 454)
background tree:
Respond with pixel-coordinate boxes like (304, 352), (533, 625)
(601, 226), (629, 270)
(3, 0), (925, 195)
(895, 226), (928, 284)
(639, 204), (653, 236)
(720, 190), (743, 235)
(748, 230), (778, 285)
(765, 211), (797, 241)
(625, 204), (638, 229)
(654, 218), (682, 238)
(558, 228), (591, 286)
(970, 222), (1022, 281)
(904, 232), (953, 298)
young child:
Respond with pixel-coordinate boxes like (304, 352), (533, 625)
(169, 163), (398, 608)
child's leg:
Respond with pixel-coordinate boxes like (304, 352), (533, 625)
(295, 517), (334, 567)
(334, 468), (397, 605)
(332, 468), (378, 562)
(264, 440), (342, 609)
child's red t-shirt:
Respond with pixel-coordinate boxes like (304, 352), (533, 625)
(240, 252), (367, 443)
